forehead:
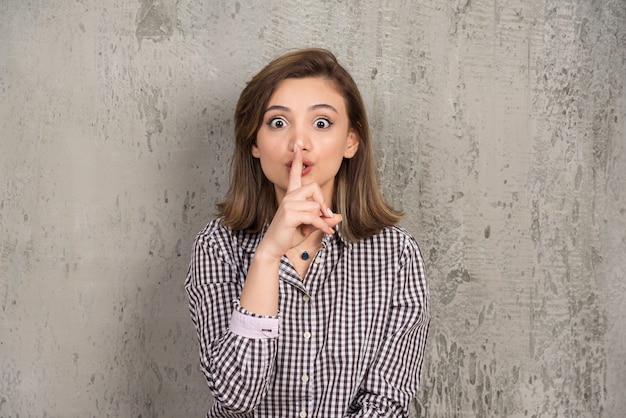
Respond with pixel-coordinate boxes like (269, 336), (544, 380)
(267, 77), (346, 110)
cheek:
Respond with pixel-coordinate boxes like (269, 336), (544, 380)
(327, 149), (347, 173)
(257, 154), (282, 181)
(251, 137), (273, 160)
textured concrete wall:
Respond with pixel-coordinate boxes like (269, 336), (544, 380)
(1, 0), (624, 417)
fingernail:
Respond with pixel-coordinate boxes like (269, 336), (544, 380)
(326, 208), (333, 217)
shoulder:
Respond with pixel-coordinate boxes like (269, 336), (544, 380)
(194, 218), (231, 247)
(358, 225), (421, 252)
(193, 218), (260, 264)
(348, 225), (424, 267)
(380, 224), (417, 243)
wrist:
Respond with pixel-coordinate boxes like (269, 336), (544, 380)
(253, 241), (284, 264)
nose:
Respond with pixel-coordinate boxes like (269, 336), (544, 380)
(289, 122), (310, 152)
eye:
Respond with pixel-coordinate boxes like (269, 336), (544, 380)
(268, 117), (286, 129)
(314, 118), (332, 129)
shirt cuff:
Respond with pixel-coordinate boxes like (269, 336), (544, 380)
(229, 304), (279, 339)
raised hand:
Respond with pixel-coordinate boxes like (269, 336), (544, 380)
(256, 144), (342, 261)
(240, 144), (342, 314)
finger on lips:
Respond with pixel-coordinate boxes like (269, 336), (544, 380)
(287, 144), (337, 235)
(288, 144), (303, 192)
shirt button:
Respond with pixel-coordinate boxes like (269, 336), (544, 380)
(301, 374), (309, 383)
(303, 331), (311, 340)
(314, 256), (322, 264)
(302, 295), (310, 302)
(299, 411), (307, 418)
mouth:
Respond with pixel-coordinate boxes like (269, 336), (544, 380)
(287, 159), (314, 175)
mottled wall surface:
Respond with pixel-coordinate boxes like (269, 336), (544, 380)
(1, 1), (624, 417)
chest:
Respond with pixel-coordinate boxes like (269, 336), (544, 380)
(278, 248), (396, 362)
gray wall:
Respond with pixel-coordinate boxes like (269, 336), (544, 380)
(1, 0), (624, 417)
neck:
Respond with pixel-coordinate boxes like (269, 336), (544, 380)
(292, 229), (323, 249)
(290, 229), (325, 262)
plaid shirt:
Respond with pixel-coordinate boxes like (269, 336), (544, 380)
(185, 218), (430, 417)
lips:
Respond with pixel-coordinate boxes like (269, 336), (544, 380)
(286, 159), (314, 175)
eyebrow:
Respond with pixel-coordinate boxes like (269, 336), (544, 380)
(263, 103), (339, 114)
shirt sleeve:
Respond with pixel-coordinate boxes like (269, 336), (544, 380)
(345, 235), (431, 417)
(184, 225), (279, 414)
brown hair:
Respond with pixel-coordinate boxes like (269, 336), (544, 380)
(217, 48), (402, 241)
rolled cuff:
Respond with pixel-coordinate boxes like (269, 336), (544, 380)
(229, 304), (279, 339)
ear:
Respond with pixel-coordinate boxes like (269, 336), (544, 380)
(251, 141), (260, 158)
(343, 129), (359, 159)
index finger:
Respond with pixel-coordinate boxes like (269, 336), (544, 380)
(288, 143), (302, 192)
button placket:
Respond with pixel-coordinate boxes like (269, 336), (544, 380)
(299, 288), (313, 416)
(297, 239), (328, 416)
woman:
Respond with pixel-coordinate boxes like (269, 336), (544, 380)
(185, 48), (430, 417)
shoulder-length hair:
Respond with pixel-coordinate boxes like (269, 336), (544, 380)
(217, 48), (402, 242)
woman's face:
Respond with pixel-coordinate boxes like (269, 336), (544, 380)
(252, 77), (359, 205)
